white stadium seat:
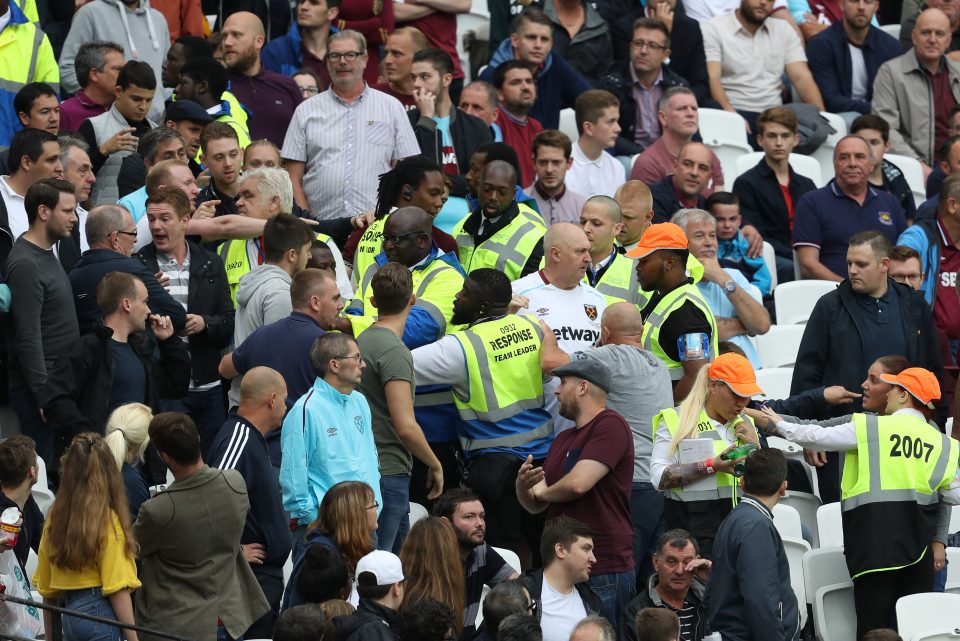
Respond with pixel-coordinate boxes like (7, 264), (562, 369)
(734, 152), (824, 187)
(885, 153), (927, 208)
(756, 367), (793, 400)
(816, 502), (843, 549)
(811, 112), (847, 184)
(897, 593), (960, 641)
(774, 280), (836, 325)
(755, 324), (806, 368)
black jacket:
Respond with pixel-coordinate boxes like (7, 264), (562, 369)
(459, 202), (545, 278)
(600, 61), (691, 156)
(650, 175), (705, 224)
(621, 574), (709, 641)
(791, 279), (944, 420)
(69, 249), (187, 334)
(41, 322), (191, 447)
(0, 195), (80, 275)
(609, 8), (711, 106)
(407, 107), (493, 198)
(706, 496), (801, 641)
(732, 158), (817, 258)
(543, 0), (613, 83)
(524, 568), (602, 624)
(334, 600), (400, 641)
(136, 240), (235, 386)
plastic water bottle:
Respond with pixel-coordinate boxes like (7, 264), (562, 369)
(720, 443), (760, 477)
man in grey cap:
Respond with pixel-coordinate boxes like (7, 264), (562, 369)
(515, 354), (636, 628)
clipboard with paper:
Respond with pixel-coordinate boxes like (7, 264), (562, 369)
(678, 438), (718, 490)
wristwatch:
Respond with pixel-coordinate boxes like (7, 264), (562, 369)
(722, 279), (737, 295)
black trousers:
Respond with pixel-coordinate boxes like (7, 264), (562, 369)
(246, 568), (285, 639)
(852, 553), (934, 640)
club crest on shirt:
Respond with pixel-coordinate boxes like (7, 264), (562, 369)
(878, 211), (893, 226)
(583, 304), (598, 320)
(354, 415), (364, 434)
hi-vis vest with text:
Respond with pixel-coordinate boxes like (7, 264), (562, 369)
(219, 232), (333, 306)
(450, 314), (554, 459)
(642, 282), (719, 379)
(453, 205), (545, 280)
(840, 413), (960, 579)
(653, 408), (757, 502)
(351, 216), (388, 288)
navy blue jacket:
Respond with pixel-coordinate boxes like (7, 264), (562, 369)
(806, 21), (901, 115)
(68, 249), (187, 334)
(210, 414), (292, 576)
(479, 39), (591, 130)
(650, 175), (705, 224)
(706, 496), (801, 641)
(732, 158), (817, 258)
(283, 530), (341, 609)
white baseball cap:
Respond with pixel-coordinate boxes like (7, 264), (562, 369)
(355, 550), (406, 587)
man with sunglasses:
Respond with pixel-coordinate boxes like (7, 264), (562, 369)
(282, 30), (420, 221)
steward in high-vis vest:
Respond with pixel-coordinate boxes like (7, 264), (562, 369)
(628, 222), (718, 402)
(343, 207), (465, 349)
(453, 160), (545, 280)
(411, 267), (554, 565)
(650, 353), (763, 558)
(0, 0), (57, 148)
(764, 367), (960, 640)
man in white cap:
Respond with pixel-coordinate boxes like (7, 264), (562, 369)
(334, 550), (406, 641)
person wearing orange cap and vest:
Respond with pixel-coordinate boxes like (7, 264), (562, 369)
(627, 222), (718, 402)
(760, 368), (960, 639)
(649, 353), (763, 558)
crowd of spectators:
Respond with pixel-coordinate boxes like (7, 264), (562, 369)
(0, 0), (957, 641)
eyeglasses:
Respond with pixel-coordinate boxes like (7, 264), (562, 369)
(528, 598), (539, 613)
(329, 51), (363, 62)
(300, 86), (319, 96)
(336, 353), (363, 363)
(631, 39), (668, 51)
(892, 273), (923, 285)
(367, 501), (380, 510)
(382, 230), (423, 244)
(117, 230), (138, 238)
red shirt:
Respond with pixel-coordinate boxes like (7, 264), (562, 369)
(542, 409), (634, 575)
(374, 82), (417, 110)
(935, 217), (960, 341)
(928, 62), (958, 162)
(779, 183), (795, 229)
(497, 111), (543, 188)
(404, 12), (464, 80)
(59, 90), (108, 133)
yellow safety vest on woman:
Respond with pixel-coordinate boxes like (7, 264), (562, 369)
(453, 204), (545, 280)
(642, 281), (719, 379)
(841, 413), (960, 579)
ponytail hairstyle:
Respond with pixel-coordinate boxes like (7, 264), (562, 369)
(104, 403), (153, 470)
(668, 366), (713, 455)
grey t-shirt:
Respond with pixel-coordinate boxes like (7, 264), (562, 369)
(576, 345), (674, 483)
(357, 325), (416, 476)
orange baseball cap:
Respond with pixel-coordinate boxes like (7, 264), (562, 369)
(708, 353), (764, 398)
(625, 223), (689, 259)
(879, 367), (941, 409)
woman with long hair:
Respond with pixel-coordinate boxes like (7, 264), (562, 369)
(399, 516), (465, 635)
(649, 353), (763, 557)
(283, 481), (378, 609)
(104, 403), (153, 522)
(34, 433), (140, 641)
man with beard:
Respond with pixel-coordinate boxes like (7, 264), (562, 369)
(516, 357), (634, 628)
(222, 11), (303, 148)
(432, 488), (520, 638)
(649, 143), (714, 224)
(492, 61), (542, 188)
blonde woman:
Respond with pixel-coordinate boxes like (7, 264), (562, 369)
(649, 353), (763, 557)
(104, 403), (153, 521)
(34, 433), (140, 641)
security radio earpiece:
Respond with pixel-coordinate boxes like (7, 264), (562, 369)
(402, 186), (413, 200)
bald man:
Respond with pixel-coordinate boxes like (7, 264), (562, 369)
(873, 8), (960, 173)
(223, 12), (303, 147)
(539, 300), (673, 590)
(376, 27), (430, 107)
(453, 159), (547, 279)
(512, 222), (606, 431)
(210, 365), (291, 638)
(342, 206), (466, 348)
(614, 181), (655, 253)
(581, 196), (648, 309)
(649, 143), (713, 224)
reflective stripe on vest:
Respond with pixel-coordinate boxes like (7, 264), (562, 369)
(588, 252), (648, 308)
(654, 407), (755, 501)
(454, 205), (545, 280)
(642, 284), (719, 379)
(841, 414), (958, 511)
(452, 314), (551, 451)
(352, 216), (389, 288)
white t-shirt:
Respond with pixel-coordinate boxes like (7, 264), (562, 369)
(849, 43), (868, 102)
(540, 578), (588, 641)
(682, 0), (787, 21)
(564, 142), (626, 198)
(0, 176), (28, 242)
(513, 271), (606, 431)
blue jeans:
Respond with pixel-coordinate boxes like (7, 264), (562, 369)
(158, 387), (226, 462)
(378, 474), (411, 554)
(61, 588), (120, 641)
(587, 570), (636, 629)
(630, 482), (665, 587)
